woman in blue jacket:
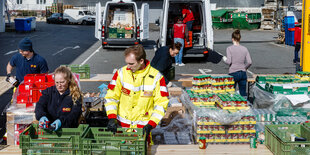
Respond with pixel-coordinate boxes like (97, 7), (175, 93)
(35, 66), (82, 131)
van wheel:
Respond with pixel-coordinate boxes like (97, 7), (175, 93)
(82, 20), (87, 25)
(64, 20), (69, 25)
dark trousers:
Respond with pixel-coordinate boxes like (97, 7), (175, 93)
(294, 42), (301, 63)
(229, 71), (247, 97)
(186, 20), (194, 31)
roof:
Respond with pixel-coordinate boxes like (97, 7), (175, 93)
(211, 9), (236, 17)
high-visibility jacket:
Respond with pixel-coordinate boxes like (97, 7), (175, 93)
(105, 60), (169, 128)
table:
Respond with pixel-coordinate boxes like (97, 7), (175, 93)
(0, 144), (272, 155)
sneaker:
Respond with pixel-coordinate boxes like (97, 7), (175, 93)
(175, 63), (179, 66)
(179, 63), (185, 66)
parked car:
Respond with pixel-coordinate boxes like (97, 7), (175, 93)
(46, 13), (64, 24)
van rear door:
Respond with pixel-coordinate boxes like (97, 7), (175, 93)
(95, 2), (102, 40)
(140, 3), (149, 41)
(160, 0), (169, 46)
(203, 0), (213, 50)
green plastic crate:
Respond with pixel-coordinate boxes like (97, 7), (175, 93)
(81, 127), (146, 155)
(19, 124), (89, 155)
(265, 124), (310, 155)
(117, 28), (125, 33)
(109, 28), (117, 33)
(109, 33), (117, 39)
(68, 64), (90, 79)
(117, 33), (125, 38)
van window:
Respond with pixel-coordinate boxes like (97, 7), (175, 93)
(166, 2), (203, 47)
(79, 11), (84, 16)
(106, 4), (136, 39)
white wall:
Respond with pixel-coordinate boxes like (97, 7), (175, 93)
(0, 0), (5, 32)
(7, 0), (53, 11)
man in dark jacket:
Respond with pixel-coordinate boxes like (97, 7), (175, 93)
(6, 37), (48, 87)
(151, 42), (182, 86)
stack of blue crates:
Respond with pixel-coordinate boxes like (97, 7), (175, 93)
(284, 16), (295, 46)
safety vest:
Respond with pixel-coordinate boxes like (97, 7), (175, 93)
(105, 60), (169, 128)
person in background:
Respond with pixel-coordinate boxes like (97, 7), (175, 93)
(222, 30), (252, 98)
(105, 44), (169, 144)
(151, 42), (182, 86)
(173, 17), (189, 66)
(35, 66), (82, 131)
(182, 4), (195, 31)
(294, 20), (302, 64)
(6, 37), (49, 87)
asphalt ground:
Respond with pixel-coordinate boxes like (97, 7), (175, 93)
(0, 22), (297, 140)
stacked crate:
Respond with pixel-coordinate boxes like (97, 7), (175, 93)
(16, 74), (54, 108)
(261, 0), (277, 30)
(191, 75), (235, 94)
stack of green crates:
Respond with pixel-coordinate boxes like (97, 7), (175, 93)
(117, 28), (125, 39)
(81, 127), (146, 155)
(109, 27), (117, 39)
(66, 64), (90, 79)
(265, 124), (310, 155)
(19, 124), (89, 154)
(265, 83), (309, 95)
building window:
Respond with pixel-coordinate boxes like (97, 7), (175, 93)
(37, 0), (46, 4)
(17, 0), (22, 4)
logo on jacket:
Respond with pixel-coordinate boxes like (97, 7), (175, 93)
(121, 87), (131, 96)
(62, 108), (71, 112)
(31, 65), (37, 68)
(143, 91), (153, 97)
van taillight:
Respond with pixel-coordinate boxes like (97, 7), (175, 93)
(102, 26), (105, 38)
(137, 26), (140, 39)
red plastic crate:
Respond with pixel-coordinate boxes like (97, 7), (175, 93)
(17, 95), (30, 104)
(18, 83), (33, 94)
(46, 74), (54, 82)
(32, 89), (42, 103)
(24, 74), (35, 84)
(34, 74), (47, 83)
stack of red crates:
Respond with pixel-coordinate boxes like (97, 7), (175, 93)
(16, 74), (55, 108)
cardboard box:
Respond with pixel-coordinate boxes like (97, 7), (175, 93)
(168, 87), (183, 96)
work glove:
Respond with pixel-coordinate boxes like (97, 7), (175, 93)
(5, 73), (11, 82)
(51, 119), (61, 131)
(222, 56), (227, 62)
(143, 124), (153, 139)
(107, 118), (118, 133)
(39, 116), (49, 129)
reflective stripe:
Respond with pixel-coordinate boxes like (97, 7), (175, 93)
(154, 105), (165, 113)
(105, 105), (117, 111)
(119, 68), (124, 86)
(152, 72), (162, 89)
(117, 115), (148, 126)
(105, 98), (119, 103)
(109, 80), (116, 86)
(151, 112), (164, 120)
(160, 86), (168, 92)
(122, 82), (154, 92)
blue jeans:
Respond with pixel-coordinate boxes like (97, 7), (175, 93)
(294, 42), (300, 63)
(186, 20), (194, 31)
(229, 71), (247, 97)
(174, 38), (184, 64)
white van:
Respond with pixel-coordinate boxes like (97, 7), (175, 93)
(63, 9), (95, 25)
(95, 0), (149, 48)
(156, 0), (213, 56)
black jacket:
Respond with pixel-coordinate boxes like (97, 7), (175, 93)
(151, 46), (172, 84)
(35, 86), (82, 128)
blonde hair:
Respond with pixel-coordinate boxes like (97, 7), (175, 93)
(54, 66), (82, 105)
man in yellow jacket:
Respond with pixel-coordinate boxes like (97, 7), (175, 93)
(105, 44), (169, 141)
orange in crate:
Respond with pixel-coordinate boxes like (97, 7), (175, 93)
(184, 31), (193, 48)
